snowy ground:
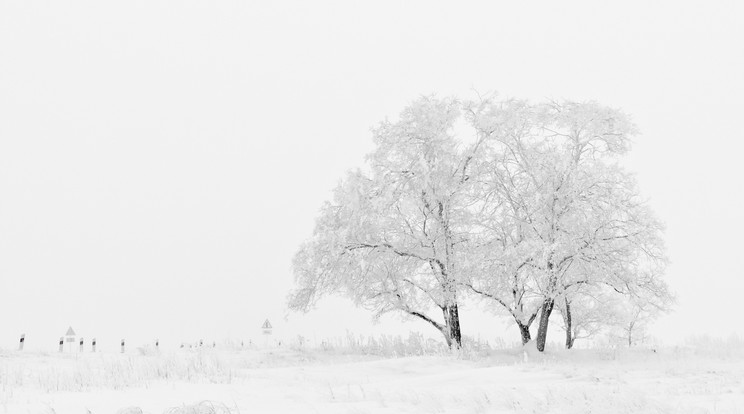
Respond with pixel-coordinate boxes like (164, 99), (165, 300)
(1, 342), (743, 414)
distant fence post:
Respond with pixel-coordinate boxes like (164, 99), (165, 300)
(79, 337), (84, 352)
(59, 337), (64, 352)
(19, 334), (25, 351)
(121, 339), (125, 353)
(92, 338), (96, 353)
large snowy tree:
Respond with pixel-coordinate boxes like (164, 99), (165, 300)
(288, 97), (481, 348)
(465, 97), (671, 351)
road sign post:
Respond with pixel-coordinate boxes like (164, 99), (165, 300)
(262, 319), (273, 347)
(262, 319), (273, 335)
(64, 327), (76, 352)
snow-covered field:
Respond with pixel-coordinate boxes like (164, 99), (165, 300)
(2, 340), (743, 414)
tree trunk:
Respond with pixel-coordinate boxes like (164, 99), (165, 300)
(406, 309), (454, 348)
(443, 304), (462, 349)
(536, 298), (555, 352)
(564, 298), (573, 349)
(517, 322), (532, 345)
(439, 327), (453, 348)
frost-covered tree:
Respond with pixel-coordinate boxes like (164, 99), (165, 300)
(288, 97), (481, 348)
(556, 285), (623, 349)
(465, 97), (670, 352)
(558, 260), (673, 349)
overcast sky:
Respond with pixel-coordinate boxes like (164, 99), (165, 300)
(1, 1), (742, 351)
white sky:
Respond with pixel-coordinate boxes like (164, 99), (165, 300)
(1, 1), (742, 351)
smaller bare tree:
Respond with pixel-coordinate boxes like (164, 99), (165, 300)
(556, 286), (623, 349)
(617, 290), (673, 347)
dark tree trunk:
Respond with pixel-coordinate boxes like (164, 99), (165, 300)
(517, 322), (532, 345)
(443, 304), (462, 349)
(564, 298), (573, 349)
(536, 298), (555, 352)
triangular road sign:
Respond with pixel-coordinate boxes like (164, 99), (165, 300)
(261, 319), (272, 329)
(65, 326), (76, 336)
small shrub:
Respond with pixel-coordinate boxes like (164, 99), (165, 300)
(163, 400), (234, 414)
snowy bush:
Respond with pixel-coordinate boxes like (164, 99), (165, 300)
(163, 401), (235, 414)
